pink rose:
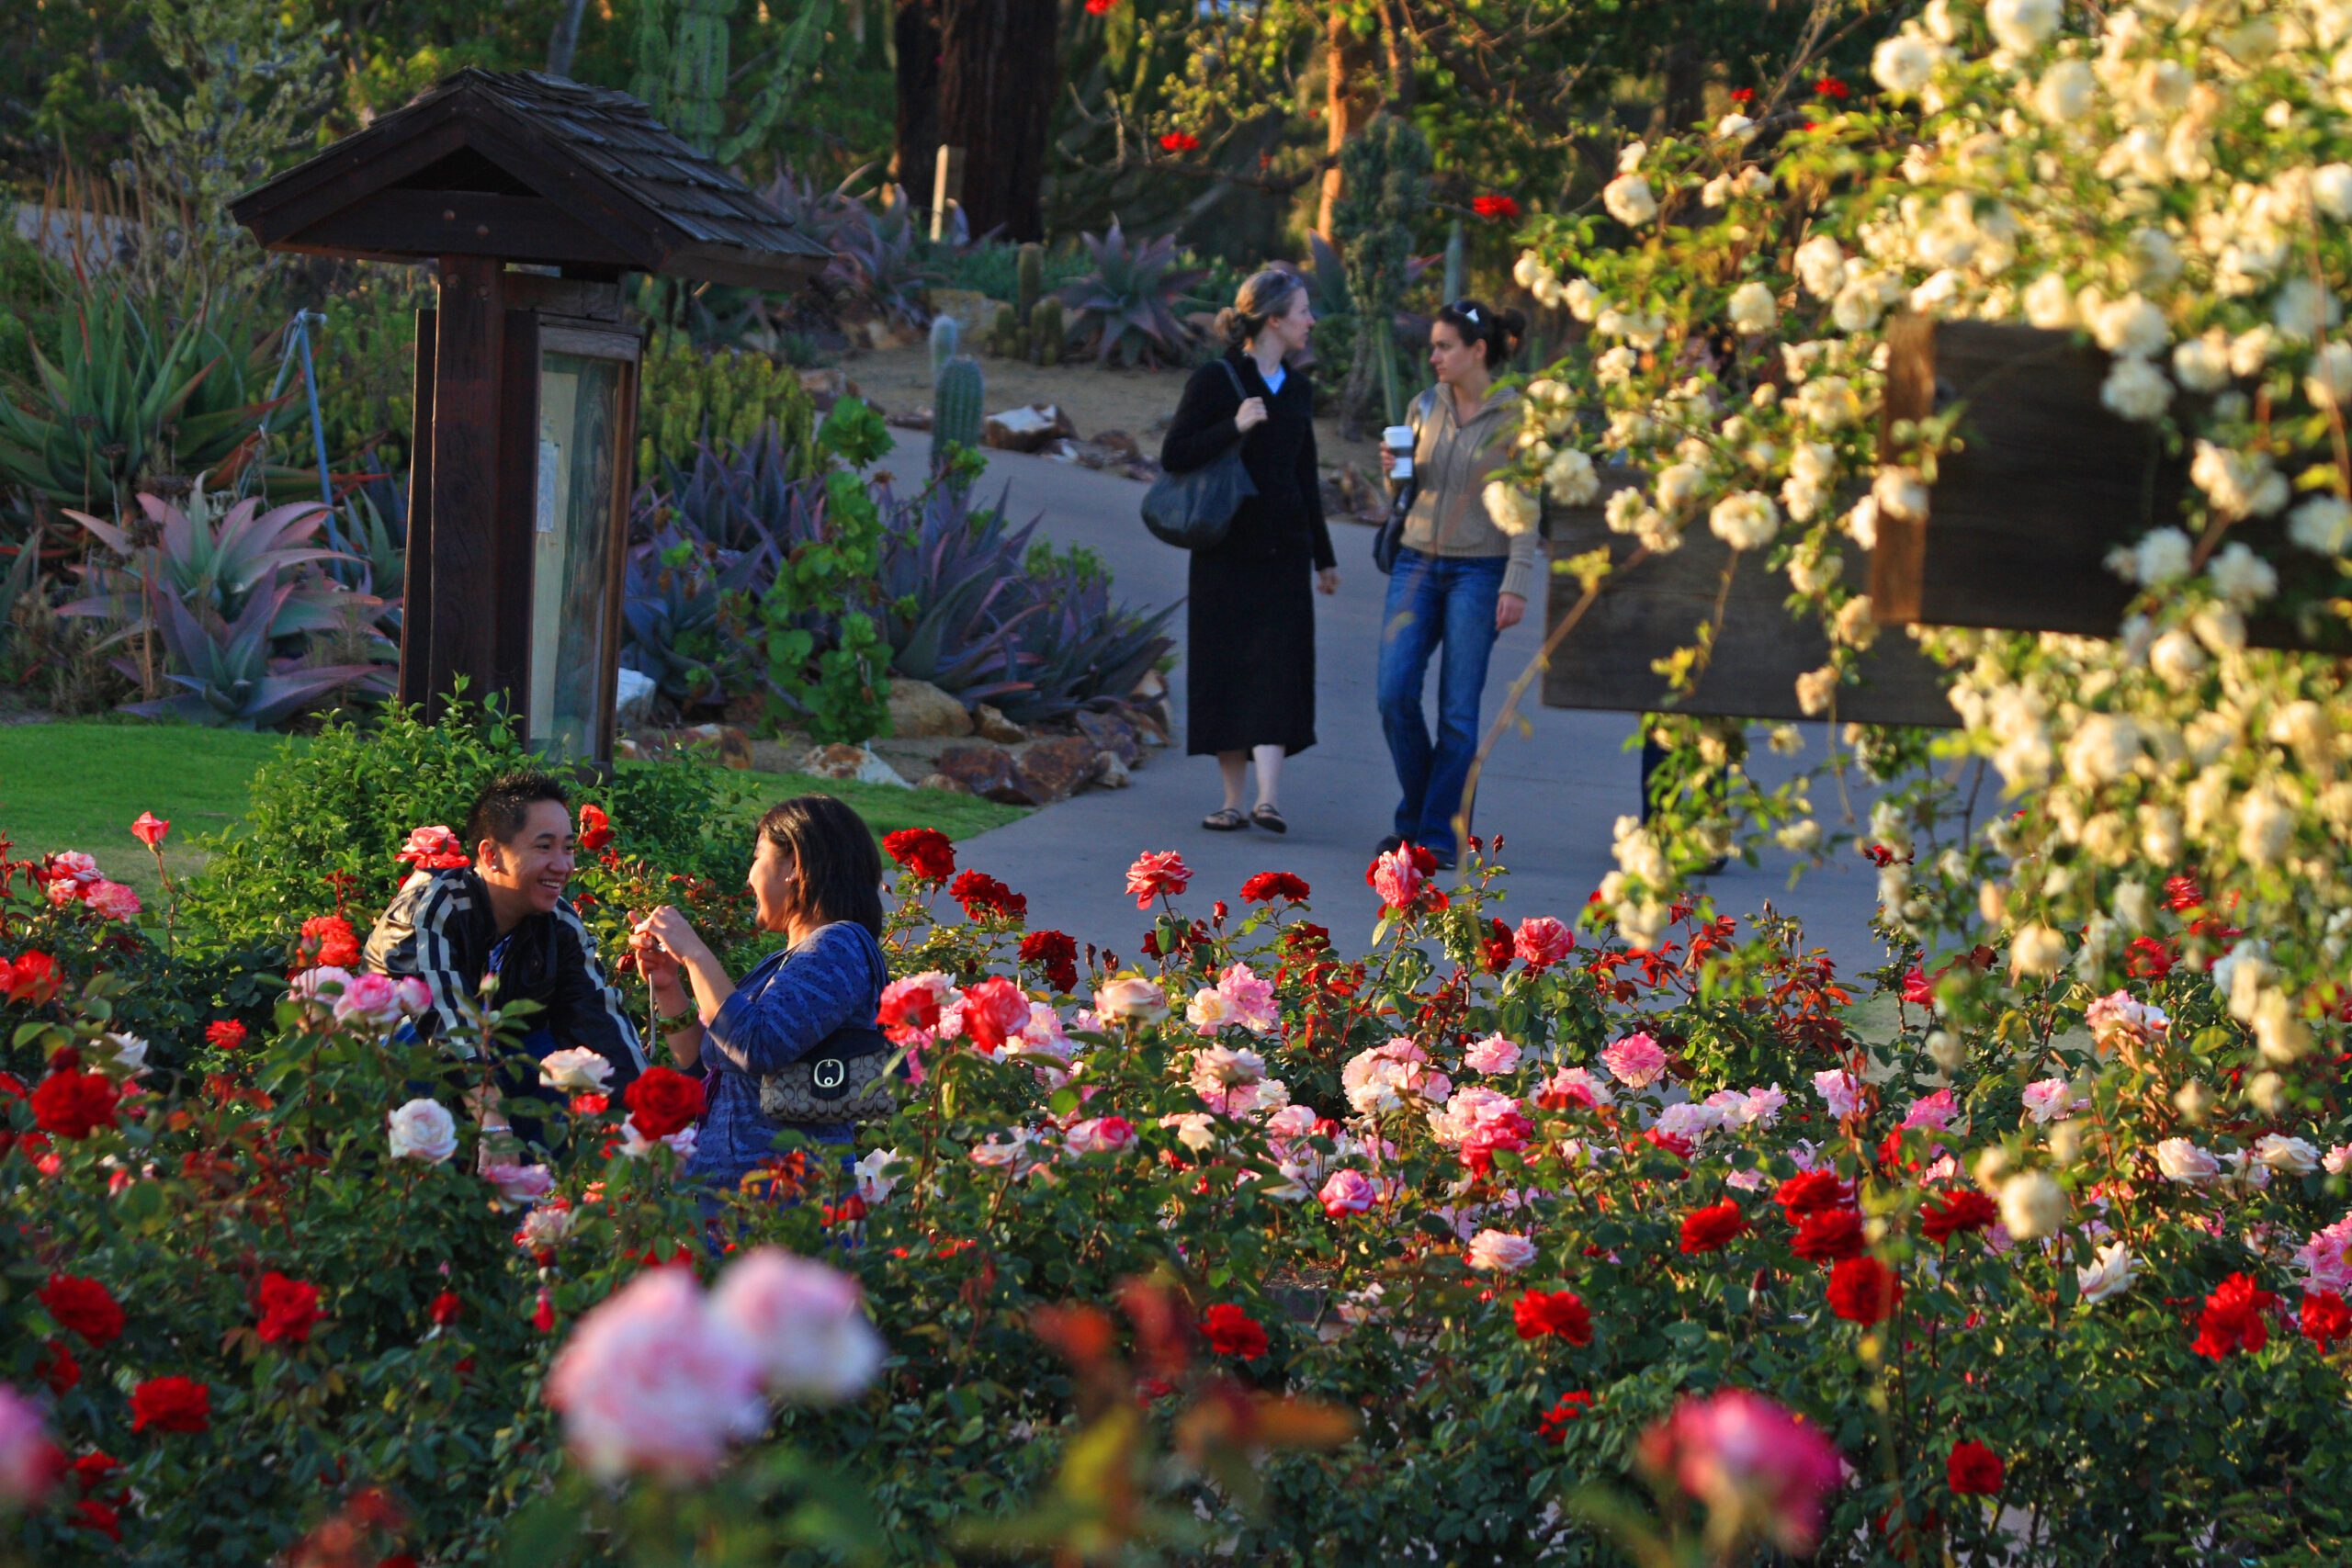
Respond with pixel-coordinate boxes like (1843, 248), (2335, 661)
(1123, 850), (1192, 909)
(544, 1266), (767, 1480)
(0, 1383), (59, 1508)
(1513, 917), (1574, 968)
(1319, 1168), (1376, 1217)
(1370, 848), (1423, 910)
(48, 852), (99, 887)
(1536, 1066), (1614, 1111)
(2020, 1078), (2086, 1124)
(85, 880), (141, 922)
(289, 966), (355, 1008)
(1811, 1068), (1861, 1119)
(396, 825), (472, 870)
(333, 972), (406, 1028)
(1466, 1228), (1538, 1272)
(1601, 1032), (1668, 1090)
(1215, 962), (1277, 1032)
(2296, 1215), (2352, 1292)
(708, 1247), (884, 1404)
(1899, 1088), (1957, 1133)
(1463, 1033), (1522, 1075)
(482, 1162), (555, 1204)
(393, 976), (434, 1016)
(1064, 1115), (1137, 1155)
(1642, 1389), (1845, 1553)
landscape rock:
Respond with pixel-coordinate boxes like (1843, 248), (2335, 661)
(679, 723), (753, 770)
(797, 367), (859, 410)
(1134, 669), (1168, 702)
(798, 743), (911, 789)
(936, 742), (1024, 803)
(1039, 438), (1082, 462)
(1091, 429), (1143, 459)
(1014, 736), (1099, 805)
(974, 705), (1028, 744)
(927, 288), (1006, 339)
(886, 407), (934, 432)
(887, 677), (974, 739)
(614, 666), (658, 728)
(1074, 710), (1141, 768)
(981, 403), (1079, 453)
(1093, 752), (1131, 789)
(917, 772), (971, 795)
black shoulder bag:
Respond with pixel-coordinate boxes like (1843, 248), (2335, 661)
(757, 1024), (899, 1126)
(1373, 389), (1437, 576)
(1141, 360), (1258, 550)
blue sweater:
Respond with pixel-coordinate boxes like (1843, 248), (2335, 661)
(684, 922), (888, 1189)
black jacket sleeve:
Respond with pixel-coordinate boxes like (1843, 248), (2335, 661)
(544, 899), (648, 1086)
(1295, 379), (1336, 571)
(1159, 360), (1244, 474)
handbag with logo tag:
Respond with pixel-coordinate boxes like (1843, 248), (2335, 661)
(1373, 389), (1437, 576)
(1140, 359), (1258, 549)
(757, 1023), (899, 1125)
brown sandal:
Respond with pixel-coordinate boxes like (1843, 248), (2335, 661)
(1202, 807), (1250, 831)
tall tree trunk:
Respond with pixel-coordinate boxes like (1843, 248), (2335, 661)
(936, 0), (1059, 241)
(1316, 7), (1378, 239)
(546, 0), (591, 77)
(1657, 39), (1704, 140)
(892, 0), (941, 206)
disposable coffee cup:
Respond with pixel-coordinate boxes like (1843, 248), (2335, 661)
(1383, 424), (1415, 479)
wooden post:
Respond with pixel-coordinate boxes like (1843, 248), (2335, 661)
(931, 144), (965, 242)
(398, 311), (437, 710)
(426, 255), (505, 720)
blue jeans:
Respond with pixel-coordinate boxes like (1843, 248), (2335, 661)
(1377, 549), (1506, 856)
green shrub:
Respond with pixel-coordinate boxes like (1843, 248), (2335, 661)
(636, 333), (819, 480)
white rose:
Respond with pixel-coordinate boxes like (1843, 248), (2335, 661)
(1794, 235), (1847, 299)
(1988, 0), (2061, 51)
(708, 1247), (885, 1404)
(1707, 491), (1781, 551)
(1093, 975), (1168, 1022)
(2274, 276), (2343, 339)
(1727, 280), (1777, 335)
(2009, 923), (2067, 977)
(2132, 527), (2193, 585)
(1602, 173), (1657, 227)
(1544, 447), (1600, 506)
(538, 1047), (616, 1095)
(2171, 332), (2233, 393)
(2032, 59), (2095, 122)
(1831, 275), (1888, 333)
(388, 1098), (458, 1165)
(1871, 31), (1939, 97)
(2148, 629), (2207, 687)
(1562, 278), (1603, 322)
(2315, 163), (2352, 220)
(2305, 343), (2352, 408)
(1795, 665), (1838, 717)
(1483, 481), (1540, 536)
(2022, 272), (2077, 329)
(2100, 356), (2173, 422)
(2207, 541), (2278, 607)
(2155, 1137), (2221, 1181)
(1871, 467), (1928, 523)
(2091, 296), (2168, 358)
(2254, 1134), (2321, 1174)
(2076, 1241), (2138, 1304)
(1997, 1170), (2065, 1239)
(2289, 495), (2352, 556)
(1715, 112), (1757, 142)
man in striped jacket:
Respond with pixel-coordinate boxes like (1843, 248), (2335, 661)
(361, 771), (647, 1095)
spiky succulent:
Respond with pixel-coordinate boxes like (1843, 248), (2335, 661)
(1058, 220), (1205, 369)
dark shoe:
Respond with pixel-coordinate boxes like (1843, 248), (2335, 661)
(1696, 856), (1728, 877)
(1251, 804), (1289, 834)
(1430, 849), (1458, 872)
(1203, 807), (1250, 831)
(1374, 834), (1405, 857)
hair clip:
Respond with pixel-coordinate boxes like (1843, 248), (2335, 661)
(1462, 306), (1481, 322)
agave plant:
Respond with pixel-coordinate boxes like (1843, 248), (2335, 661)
(759, 170), (933, 329)
(0, 281), (279, 511)
(639, 426), (824, 558)
(124, 578), (389, 728)
(1058, 220), (1206, 369)
(993, 561), (1178, 727)
(869, 483), (1046, 708)
(621, 527), (772, 710)
(61, 483), (362, 647)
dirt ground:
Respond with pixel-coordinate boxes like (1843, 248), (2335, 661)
(841, 342), (1392, 515)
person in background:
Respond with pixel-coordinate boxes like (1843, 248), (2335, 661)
(628, 795), (888, 1191)
(362, 771), (646, 1127)
(1374, 299), (1538, 870)
(1159, 266), (1340, 836)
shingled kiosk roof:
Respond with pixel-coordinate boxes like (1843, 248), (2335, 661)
(230, 69), (830, 288)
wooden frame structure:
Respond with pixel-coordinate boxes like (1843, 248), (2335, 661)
(232, 69), (828, 761)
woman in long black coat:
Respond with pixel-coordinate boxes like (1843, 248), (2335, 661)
(1158, 268), (1339, 834)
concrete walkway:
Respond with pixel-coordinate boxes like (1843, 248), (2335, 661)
(955, 449), (1896, 975)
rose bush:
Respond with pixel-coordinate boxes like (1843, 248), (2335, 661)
(4, 788), (2349, 1564)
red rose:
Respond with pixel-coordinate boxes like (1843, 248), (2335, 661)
(883, 829), (957, 885)
(31, 1069), (119, 1138)
(533, 1288), (556, 1334)
(1919, 1188), (1998, 1243)
(2193, 1272), (2278, 1359)
(130, 811), (170, 848)
(39, 1338), (79, 1394)
(2164, 874), (2204, 911)
(1512, 1290), (1593, 1345)
(1813, 74), (1849, 99)
(1792, 1206), (1866, 1264)
(2, 951), (62, 1005)
(879, 982), (944, 1041)
(1537, 1390), (1595, 1445)
(2301, 1291), (2351, 1348)
(430, 1292), (463, 1327)
(1728, 86), (1755, 106)
(1772, 1169), (1853, 1220)
(1645, 1127), (1696, 1162)
(40, 1272), (125, 1346)
(1159, 131), (1201, 153)
(1240, 872), (1311, 905)
(255, 1271), (321, 1345)
(1084, 0), (1114, 12)
(395, 825), (471, 871)
(1827, 1257), (1903, 1325)
(1019, 930), (1080, 993)
(72, 1501), (122, 1541)
(130, 1375), (211, 1435)
(623, 1066), (706, 1140)
(1125, 851), (1192, 909)
(1200, 1303), (1268, 1360)
(577, 803), (615, 852)
(961, 975), (1035, 1054)
(951, 870), (1027, 921)
(296, 914), (361, 971)
(69, 1452), (119, 1494)
(1472, 194), (1520, 220)
(1479, 918), (1514, 975)
(205, 1019), (248, 1051)
(1679, 1199), (1747, 1254)
(2124, 936), (2175, 979)
(1947, 1439), (2004, 1495)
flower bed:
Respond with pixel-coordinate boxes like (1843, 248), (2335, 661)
(3, 790), (2349, 1565)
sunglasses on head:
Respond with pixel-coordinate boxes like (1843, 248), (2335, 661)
(1448, 299), (1483, 324)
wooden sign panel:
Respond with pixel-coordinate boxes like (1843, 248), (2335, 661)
(1539, 474), (1957, 728)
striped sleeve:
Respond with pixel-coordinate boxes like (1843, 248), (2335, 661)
(406, 875), (480, 1057)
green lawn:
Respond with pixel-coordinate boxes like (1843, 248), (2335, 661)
(0, 720), (1023, 902)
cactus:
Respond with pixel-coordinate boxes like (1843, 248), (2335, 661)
(636, 332), (819, 478)
(932, 355), (985, 469)
(1442, 219), (1465, 307)
(1030, 297), (1065, 367)
(1017, 242), (1045, 324)
(929, 314), (961, 381)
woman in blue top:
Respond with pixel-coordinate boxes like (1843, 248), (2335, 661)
(628, 795), (888, 1190)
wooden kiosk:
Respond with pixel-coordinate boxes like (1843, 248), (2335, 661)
(230, 69), (828, 761)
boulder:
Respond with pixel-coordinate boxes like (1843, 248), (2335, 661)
(887, 677), (974, 739)
(797, 367), (859, 410)
(680, 723), (753, 770)
(927, 288), (1006, 339)
(1014, 736), (1100, 805)
(1134, 669), (1168, 703)
(973, 705), (1028, 744)
(936, 742), (1024, 803)
(886, 408), (934, 432)
(917, 772), (972, 795)
(1093, 752), (1132, 789)
(614, 666), (658, 728)
(797, 743), (912, 788)
(1091, 429), (1143, 459)
(1040, 438), (1083, 462)
(981, 403), (1079, 453)
(1074, 710), (1141, 767)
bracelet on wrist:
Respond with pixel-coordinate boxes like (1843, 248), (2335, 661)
(656, 1006), (701, 1032)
